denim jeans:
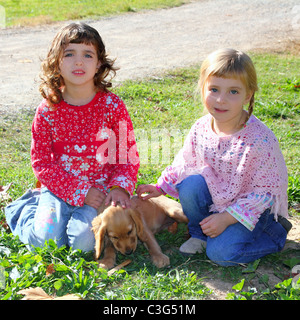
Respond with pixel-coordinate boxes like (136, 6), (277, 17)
(176, 175), (287, 266)
(5, 187), (97, 252)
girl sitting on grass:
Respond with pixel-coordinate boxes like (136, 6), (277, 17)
(5, 23), (139, 252)
(137, 48), (291, 266)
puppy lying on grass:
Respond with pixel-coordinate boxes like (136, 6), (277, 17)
(91, 195), (188, 269)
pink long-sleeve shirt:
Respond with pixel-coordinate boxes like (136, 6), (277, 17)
(157, 114), (288, 231)
(31, 91), (139, 207)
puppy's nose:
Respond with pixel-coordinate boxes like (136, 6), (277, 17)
(125, 249), (133, 255)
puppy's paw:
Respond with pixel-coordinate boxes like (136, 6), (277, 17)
(152, 253), (170, 268)
(98, 258), (115, 270)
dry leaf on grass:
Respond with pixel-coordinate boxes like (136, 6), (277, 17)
(0, 183), (12, 202)
(0, 218), (9, 230)
(18, 287), (81, 300)
(51, 294), (82, 300)
(45, 263), (55, 277)
(18, 287), (53, 300)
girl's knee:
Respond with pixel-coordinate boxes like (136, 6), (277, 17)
(206, 241), (240, 267)
(69, 231), (95, 252)
(27, 222), (68, 249)
(178, 175), (209, 200)
(177, 175), (212, 210)
(67, 205), (97, 252)
(68, 225), (95, 252)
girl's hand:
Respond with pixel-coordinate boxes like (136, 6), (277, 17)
(84, 187), (106, 209)
(200, 212), (237, 238)
(105, 187), (130, 208)
(136, 184), (162, 200)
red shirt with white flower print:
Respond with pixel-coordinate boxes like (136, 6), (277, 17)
(31, 91), (140, 206)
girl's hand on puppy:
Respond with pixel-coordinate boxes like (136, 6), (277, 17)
(105, 187), (130, 208)
(136, 184), (162, 200)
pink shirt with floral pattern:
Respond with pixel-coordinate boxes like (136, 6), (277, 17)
(157, 114), (288, 231)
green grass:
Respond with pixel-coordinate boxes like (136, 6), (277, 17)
(0, 0), (190, 27)
(0, 52), (300, 300)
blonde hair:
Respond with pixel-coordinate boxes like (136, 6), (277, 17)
(39, 23), (118, 106)
(198, 48), (258, 119)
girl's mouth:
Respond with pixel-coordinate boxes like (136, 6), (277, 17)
(72, 70), (85, 76)
(215, 108), (227, 113)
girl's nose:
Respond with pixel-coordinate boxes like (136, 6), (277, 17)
(216, 93), (226, 104)
(75, 58), (83, 66)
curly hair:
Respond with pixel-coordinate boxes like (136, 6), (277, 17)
(39, 22), (118, 106)
(198, 48), (258, 120)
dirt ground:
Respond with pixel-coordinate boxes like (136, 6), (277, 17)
(0, 0), (300, 115)
(0, 0), (299, 299)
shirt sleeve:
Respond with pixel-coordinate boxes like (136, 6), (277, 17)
(226, 193), (274, 231)
(31, 103), (92, 206)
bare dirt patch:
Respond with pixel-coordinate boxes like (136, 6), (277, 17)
(0, 0), (300, 116)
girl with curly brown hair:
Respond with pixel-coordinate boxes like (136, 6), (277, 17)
(5, 23), (139, 252)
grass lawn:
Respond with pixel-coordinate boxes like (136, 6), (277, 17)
(0, 52), (299, 300)
(0, 0), (190, 27)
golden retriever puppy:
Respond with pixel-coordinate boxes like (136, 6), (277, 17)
(91, 195), (188, 269)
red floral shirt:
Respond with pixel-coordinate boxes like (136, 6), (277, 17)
(31, 91), (140, 206)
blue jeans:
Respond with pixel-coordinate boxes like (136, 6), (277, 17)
(176, 175), (287, 266)
(5, 187), (97, 252)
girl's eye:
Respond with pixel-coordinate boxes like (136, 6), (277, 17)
(84, 54), (93, 58)
(210, 88), (218, 93)
(230, 90), (238, 94)
(64, 53), (73, 57)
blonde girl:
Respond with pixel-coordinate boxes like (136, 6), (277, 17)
(137, 48), (291, 266)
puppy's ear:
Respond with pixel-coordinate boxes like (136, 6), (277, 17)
(129, 209), (148, 242)
(91, 215), (106, 260)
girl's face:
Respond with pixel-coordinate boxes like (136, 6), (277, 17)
(204, 76), (252, 128)
(59, 42), (100, 90)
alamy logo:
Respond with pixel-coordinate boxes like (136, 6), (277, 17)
(93, 121), (188, 165)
